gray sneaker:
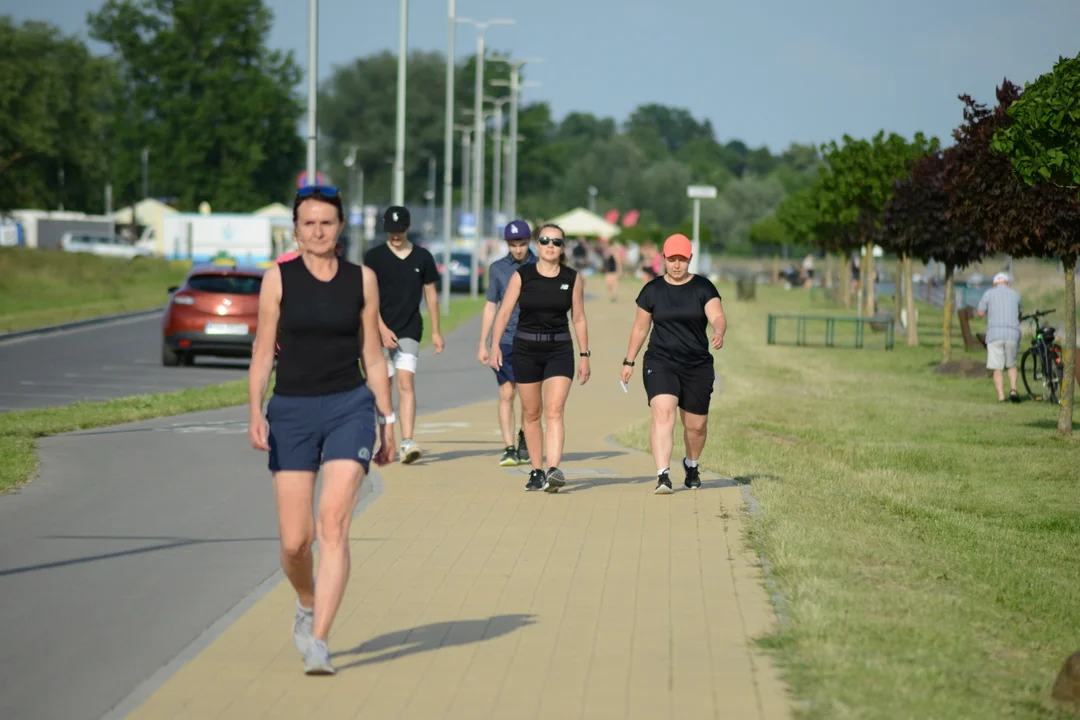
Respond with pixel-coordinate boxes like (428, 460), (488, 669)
(304, 638), (336, 675)
(292, 603), (314, 655)
(543, 467), (566, 493)
(400, 439), (422, 465)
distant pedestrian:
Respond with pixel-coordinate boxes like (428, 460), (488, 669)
(363, 206), (444, 463)
(977, 272), (1023, 402)
(478, 219), (535, 466)
(620, 234), (726, 494)
(601, 239), (622, 301)
(490, 223), (591, 492)
(247, 184), (395, 675)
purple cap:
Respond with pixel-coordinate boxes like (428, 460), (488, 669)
(504, 219), (531, 241)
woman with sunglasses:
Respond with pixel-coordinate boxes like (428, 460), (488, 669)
(248, 185), (395, 675)
(620, 234), (726, 495)
(490, 223), (591, 492)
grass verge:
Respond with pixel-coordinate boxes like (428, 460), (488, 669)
(0, 247), (189, 333)
(0, 295), (486, 494)
(615, 281), (1079, 719)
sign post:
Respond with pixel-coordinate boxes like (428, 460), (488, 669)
(686, 184), (717, 275)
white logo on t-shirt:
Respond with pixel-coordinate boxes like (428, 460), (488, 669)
(560, 284), (569, 290)
(414, 267), (420, 272)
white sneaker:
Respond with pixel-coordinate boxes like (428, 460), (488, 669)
(292, 602), (314, 655)
(400, 439), (422, 465)
(303, 638), (336, 675)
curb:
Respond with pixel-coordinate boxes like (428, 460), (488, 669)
(0, 307), (165, 344)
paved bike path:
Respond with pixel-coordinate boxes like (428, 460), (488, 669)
(124, 293), (792, 719)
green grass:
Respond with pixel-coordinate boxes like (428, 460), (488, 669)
(0, 247), (190, 332)
(0, 295), (486, 493)
(615, 281), (1080, 719)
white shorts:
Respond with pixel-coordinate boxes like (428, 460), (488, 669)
(384, 337), (420, 377)
(986, 340), (1018, 370)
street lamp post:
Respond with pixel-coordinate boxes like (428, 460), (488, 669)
(484, 95), (510, 231)
(455, 17), (514, 299)
(344, 147), (363, 262)
(306, 0), (318, 185)
(587, 185), (598, 213)
(141, 147), (150, 199)
(489, 57), (542, 222)
(426, 155), (436, 240)
(441, 0), (456, 316)
(455, 124), (473, 220)
(392, 0), (408, 205)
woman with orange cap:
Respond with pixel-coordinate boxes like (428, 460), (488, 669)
(619, 233), (726, 494)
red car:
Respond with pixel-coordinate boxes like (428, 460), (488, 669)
(162, 263), (264, 366)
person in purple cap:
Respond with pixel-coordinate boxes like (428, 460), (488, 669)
(478, 219), (537, 466)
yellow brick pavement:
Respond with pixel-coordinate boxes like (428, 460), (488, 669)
(127, 290), (792, 720)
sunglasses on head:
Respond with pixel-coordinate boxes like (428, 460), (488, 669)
(537, 236), (564, 247)
(296, 185), (341, 199)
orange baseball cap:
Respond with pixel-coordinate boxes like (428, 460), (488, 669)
(662, 233), (693, 259)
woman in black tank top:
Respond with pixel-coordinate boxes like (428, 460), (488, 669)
(601, 240), (621, 302)
(489, 223), (591, 493)
(246, 186), (396, 675)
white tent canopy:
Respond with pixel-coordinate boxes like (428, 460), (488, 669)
(254, 202), (292, 219)
(544, 207), (621, 238)
(113, 197), (177, 226)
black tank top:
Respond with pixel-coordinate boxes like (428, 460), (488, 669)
(604, 254), (617, 272)
(516, 263), (576, 335)
(274, 257), (366, 396)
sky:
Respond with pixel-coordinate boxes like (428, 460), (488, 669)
(6, 0), (1080, 152)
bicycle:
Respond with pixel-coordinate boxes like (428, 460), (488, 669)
(1019, 309), (1064, 404)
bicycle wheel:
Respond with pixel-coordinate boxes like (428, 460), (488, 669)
(1047, 346), (1064, 405)
(1020, 347), (1042, 399)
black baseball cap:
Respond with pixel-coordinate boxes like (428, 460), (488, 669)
(383, 206), (411, 233)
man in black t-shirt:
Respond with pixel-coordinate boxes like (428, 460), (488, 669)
(620, 234), (726, 494)
(363, 206), (443, 464)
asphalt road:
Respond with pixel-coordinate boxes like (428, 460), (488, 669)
(0, 315), (496, 720)
(0, 313), (249, 412)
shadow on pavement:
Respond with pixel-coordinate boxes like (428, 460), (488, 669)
(559, 475), (740, 494)
(332, 613), (537, 671)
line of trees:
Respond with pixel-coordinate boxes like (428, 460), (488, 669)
(756, 55), (1080, 436)
(2, 1), (822, 255)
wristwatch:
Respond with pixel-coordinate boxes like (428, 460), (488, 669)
(622, 359), (635, 367)
(580, 350), (591, 357)
(377, 412), (396, 425)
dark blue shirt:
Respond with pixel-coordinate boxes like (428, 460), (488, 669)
(486, 250), (537, 342)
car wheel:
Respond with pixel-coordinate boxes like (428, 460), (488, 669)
(162, 343), (181, 367)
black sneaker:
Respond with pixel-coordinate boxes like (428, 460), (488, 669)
(525, 469), (545, 491)
(654, 471), (673, 495)
(516, 430), (528, 465)
(543, 467), (566, 493)
(499, 446), (518, 467)
(683, 460), (701, 489)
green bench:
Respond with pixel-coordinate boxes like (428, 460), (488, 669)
(767, 313), (896, 350)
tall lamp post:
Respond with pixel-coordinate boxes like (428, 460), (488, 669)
(392, 0), (408, 205)
(489, 57), (542, 222)
(483, 95), (511, 232)
(440, 0), (456, 316)
(455, 17), (514, 299)
(306, 0), (318, 185)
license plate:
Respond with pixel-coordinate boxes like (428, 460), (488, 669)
(205, 322), (249, 335)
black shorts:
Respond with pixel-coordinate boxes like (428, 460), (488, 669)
(642, 360), (715, 416)
(512, 338), (574, 384)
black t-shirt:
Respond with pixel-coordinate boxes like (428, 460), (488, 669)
(636, 274), (721, 368)
(274, 257), (365, 396)
(516, 263), (576, 335)
(364, 242), (439, 340)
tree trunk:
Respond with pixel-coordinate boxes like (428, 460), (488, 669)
(1057, 256), (1076, 436)
(863, 242), (876, 317)
(771, 253), (780, 286)
(841, 256), (852, 309)
(894, 254), (904, 322)
(941, 266), (955, 363)
(905, 255), (919, 347)
(825, 253), (834, 290)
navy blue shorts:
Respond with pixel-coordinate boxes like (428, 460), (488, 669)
(266, 384), (377, 473)
(493, 342), (516, 385)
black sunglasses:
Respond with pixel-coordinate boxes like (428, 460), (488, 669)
(537, 236), (564, 247)
(296, 185), (341, 199)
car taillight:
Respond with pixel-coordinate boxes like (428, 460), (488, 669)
(172, 294), (195, 305)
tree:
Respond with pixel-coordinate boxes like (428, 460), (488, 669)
(884, 150), (985, 357)
(748, 214), (791, 284)
(0, 18), (115, 213)
(989, 57), (1080, 435)
(820, 131), (940, 316)
(89, 0), (304, 211)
